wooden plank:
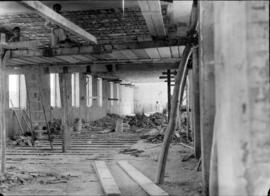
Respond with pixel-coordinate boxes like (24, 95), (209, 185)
(118, 161), (168, 196)
(132, 49), (150, 59)
(157, 47), (171, 58)
(56, 55), (81, 64)
(178, 46), (185, 56)
(71, 55), (92, 62)
(145, 48), (160, 59)
(111, 51), (126, 60)
(170, 46), (180, 58)
(20, 1), (97, 44)
(94, 161), (121, 196)
(0, 33), (7, 174)
(120, 50), (138, 60)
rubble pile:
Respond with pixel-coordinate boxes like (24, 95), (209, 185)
(119, 148), (144, 157)
(142, 131), (189, 144)
(8, 136), (33, 147)
(124, 112), (167, 129)
(48, 119), (62, 135)
(0, 167), (73, 192)
(89, 114), (120, 130)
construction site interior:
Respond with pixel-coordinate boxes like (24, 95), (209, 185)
(0, 1), (269, 196)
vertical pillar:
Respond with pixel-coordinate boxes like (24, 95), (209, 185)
(167, 69), (171, 121)
(59, 68), (70, 152)
(199, 1), (215, 195)
(0, 33), (7, 173)
(187, 69), (193, 140)
(192, 48), (201, 159)
(213, 1), (269, 195)
(80, 73), (86, 120)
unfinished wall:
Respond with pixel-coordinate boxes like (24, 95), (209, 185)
(212, 1), (269, 195)
(118, 85), (135, 115)
(134, 82), (167, 114)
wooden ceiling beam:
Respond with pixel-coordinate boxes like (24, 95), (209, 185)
(138, 0), (166, 37)
(6, 61), (178, 71)
(9, 38), (192, 58)
(20, 1), (97, 44)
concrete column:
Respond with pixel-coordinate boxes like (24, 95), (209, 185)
(192, 48), (201, 159)
(199, 1), (215, 195)
(213, 1), (269, 195)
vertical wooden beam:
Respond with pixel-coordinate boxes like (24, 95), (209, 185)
(199, 1), (215, 196)
(156, 45), (193, 184)
(188, 69), (194, 140)
(167, 69), (171, 121)
(0, 33), (7, 174)
(186, 75), (190, 139)
(192, 47), (201, 159)
(59, 68), (70, 152)
(213, 1), (270, 195)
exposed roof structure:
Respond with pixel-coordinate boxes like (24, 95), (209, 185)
(0, 1), (193, 82)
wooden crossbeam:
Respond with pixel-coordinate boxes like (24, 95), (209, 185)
(20, 1), (97, 44)
(9, 38), (191, 59)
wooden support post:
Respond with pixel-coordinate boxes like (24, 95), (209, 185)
(155, 45), (193, 184)
(0, 33), (7, 174)
(213, 1), (269, 195)
(186, 75), (190, 140)
(192, 47), (201, 159)
(187, 69), (193, 141)
(167, 69), (171, 121)
(199, 2), (215, 195)
(59, 68), (70, 153)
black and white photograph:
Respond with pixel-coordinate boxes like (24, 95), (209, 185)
(0, 0), (269, 195)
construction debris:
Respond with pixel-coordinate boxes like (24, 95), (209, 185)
(0, 166), (74, 192)
(124, 112), (167, 129)
(8, 136), (33, 147)
(119, 148), (144, 157)
(89, 114), (120, 131)
(48, 119), (62, 135)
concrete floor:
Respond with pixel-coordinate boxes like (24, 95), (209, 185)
(3, 130), (202, 196)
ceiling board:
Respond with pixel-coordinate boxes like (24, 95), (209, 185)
(145, 48), (160, 59)
(157, 47), (171, 58)
(170, 46), (180, 58)
(120, 50), (138, 60)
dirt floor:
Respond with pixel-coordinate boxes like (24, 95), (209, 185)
(1, 129), (202, 196)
